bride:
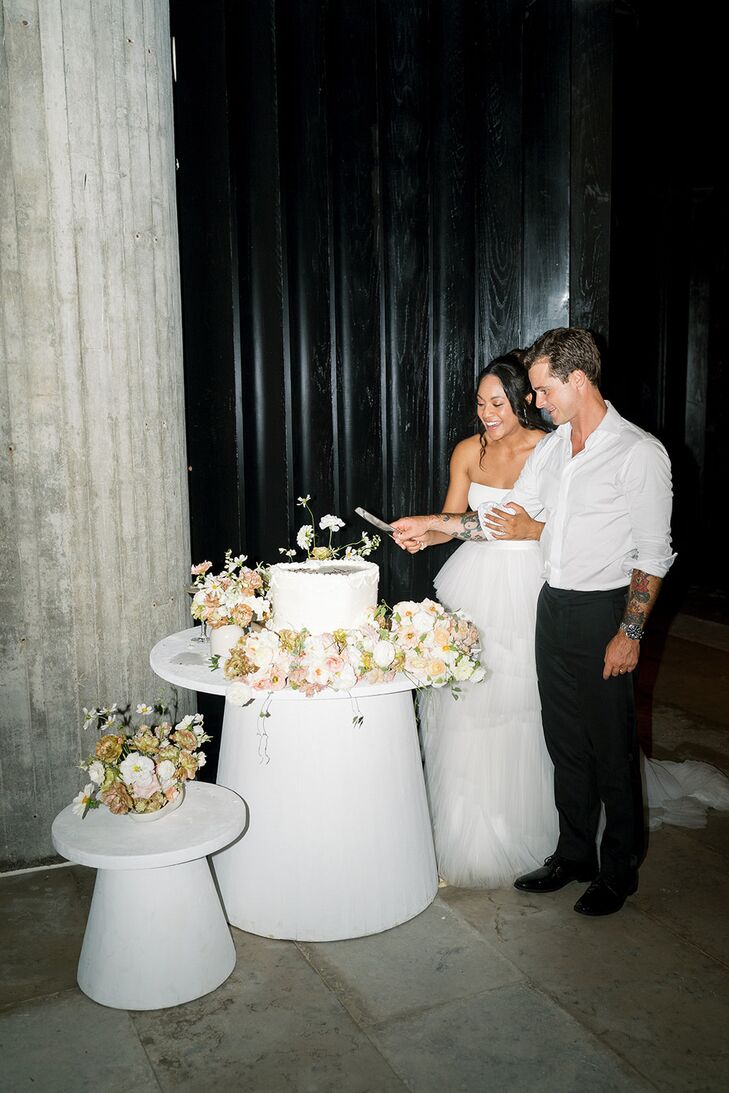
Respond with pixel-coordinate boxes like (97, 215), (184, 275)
(403, 354), (729, 889)
(408, 353), (559, 887)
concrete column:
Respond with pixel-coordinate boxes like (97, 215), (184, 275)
(0, 0), (192, 868)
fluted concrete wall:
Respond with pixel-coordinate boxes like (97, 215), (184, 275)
(0, 0), (191, 868)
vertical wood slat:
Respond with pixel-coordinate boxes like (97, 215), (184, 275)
(684, 187), (712, 496)
(0, 0), (190, 868)
(570, 0), (613, 336)
(327, 1), (383, 531)
(378, 0), (431, 603)
(521, 0), (571, 344)
(427, 0), (475, 589)
(171, 0), (243, 565)
(229, 0), (290, 562)
(474, 0), (524, 366)
(276, 0), (334, 511)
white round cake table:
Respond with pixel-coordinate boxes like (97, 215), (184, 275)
(51, 781), (247, 1009)
(150, 628), (438, 941)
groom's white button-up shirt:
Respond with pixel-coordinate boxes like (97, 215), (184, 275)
(478, 402), (676, 591)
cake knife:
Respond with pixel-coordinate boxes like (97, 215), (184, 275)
(355, 506), (396, 535)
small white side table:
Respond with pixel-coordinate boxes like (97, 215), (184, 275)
(52, 782), (247, 1010)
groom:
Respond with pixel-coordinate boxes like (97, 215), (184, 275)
(392, 327), (675, 916)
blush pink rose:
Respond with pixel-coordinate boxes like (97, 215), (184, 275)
(132, 774), (162, 799)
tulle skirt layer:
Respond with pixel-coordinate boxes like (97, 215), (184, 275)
(419, 541), (558, 888)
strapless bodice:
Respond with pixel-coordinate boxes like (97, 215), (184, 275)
(466, 481), (539, 551)
(467, 482), (509, 509)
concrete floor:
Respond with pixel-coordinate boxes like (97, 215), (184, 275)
(2, 607), (728, 1093)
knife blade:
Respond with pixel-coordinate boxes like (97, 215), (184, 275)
(355, 506), (396, 535)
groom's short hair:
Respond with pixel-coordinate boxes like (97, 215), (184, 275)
(524, 328), (602, 386)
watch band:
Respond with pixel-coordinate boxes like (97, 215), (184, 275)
(620, 621), (644, 641)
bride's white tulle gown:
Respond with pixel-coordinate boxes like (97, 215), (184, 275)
(418, 482), (729, 889)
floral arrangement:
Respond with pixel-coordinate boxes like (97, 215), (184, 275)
(222, 598), (484, 702)
(279, 495), (380, 561)
(190, 550), (271, 630)
(72, 703), (211, 817)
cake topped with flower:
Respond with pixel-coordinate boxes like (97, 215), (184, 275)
(189, 492), (486, 700)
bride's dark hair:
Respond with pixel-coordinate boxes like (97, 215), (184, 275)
(476, 350), (552, 466)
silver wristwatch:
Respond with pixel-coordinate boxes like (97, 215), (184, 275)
(620, 621), (644, 641)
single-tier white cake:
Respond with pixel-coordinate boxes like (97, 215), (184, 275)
(268, 559), (379, 633)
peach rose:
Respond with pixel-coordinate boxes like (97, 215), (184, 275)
(100, 781), (133, 814)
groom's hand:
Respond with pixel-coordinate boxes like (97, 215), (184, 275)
(481, 503), (544, 541)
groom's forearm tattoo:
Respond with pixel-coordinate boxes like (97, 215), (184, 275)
(432, 512), (486, 541)
(623, 569), (662, 630)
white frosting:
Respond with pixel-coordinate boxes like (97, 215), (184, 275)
(268, 559), (379, 633)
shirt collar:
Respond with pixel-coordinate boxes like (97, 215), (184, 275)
(555, 400), (621, 446)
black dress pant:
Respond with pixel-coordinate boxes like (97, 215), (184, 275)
(535, 583), (644, 879)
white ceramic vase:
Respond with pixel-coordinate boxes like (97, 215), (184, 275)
(209, 623), (245, 660)
(128, 784), (185, 823)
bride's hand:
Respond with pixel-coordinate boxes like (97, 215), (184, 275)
(390, 515), (433, 551)
(401, 529), (437, 554)
(481, 503), (544, 541)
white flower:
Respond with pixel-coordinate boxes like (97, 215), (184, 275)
(119, 752), (155, 786)
(412, 610), (437, 633)
(228, 682), (253, 706)
(197, 751), (207, 768)
(319, 514), (345, 532)
(136, 703), (154, 715)
(88, 761), (105, 785)
(156, 759), (177, 788)
(226, 553), (247, 571)
(373, 640), (397, 669)
(297, 494), (311, 505)
(330, 663), (358, 690)
(175, 714), (195, 732)
(72, 784), (96, 817)
(452, 660), (475, 681)
(296, 524), (314, 550)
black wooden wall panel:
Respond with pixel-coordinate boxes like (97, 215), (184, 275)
(378, 1), (432, 598)
(174, 0), (729, 605)
(228, 0), (290, 562)
(171, 2), (243, 563)
(570, 0), (613, 335)
(475, 0), (524, 365)
(521, 0), (571, 345)
(277, 1), (334, 511)
(327, 1), (384, 537)
(428, 0), (475, 587)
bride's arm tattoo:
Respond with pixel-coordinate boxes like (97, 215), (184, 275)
(622, 569), (662, 631)
(430, 512), (485, 541)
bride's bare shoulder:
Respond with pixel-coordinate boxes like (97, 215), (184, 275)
(451, 433), (481, 461)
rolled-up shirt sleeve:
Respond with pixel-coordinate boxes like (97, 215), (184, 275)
(619, 436), (677, 578)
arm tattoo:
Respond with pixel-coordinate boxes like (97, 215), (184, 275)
(433, 512), (486, 542)
(623, 569), (662, 629)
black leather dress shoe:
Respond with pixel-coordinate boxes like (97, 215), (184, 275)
(514, 854), (598, 893)
(573, 875), (638, 916)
